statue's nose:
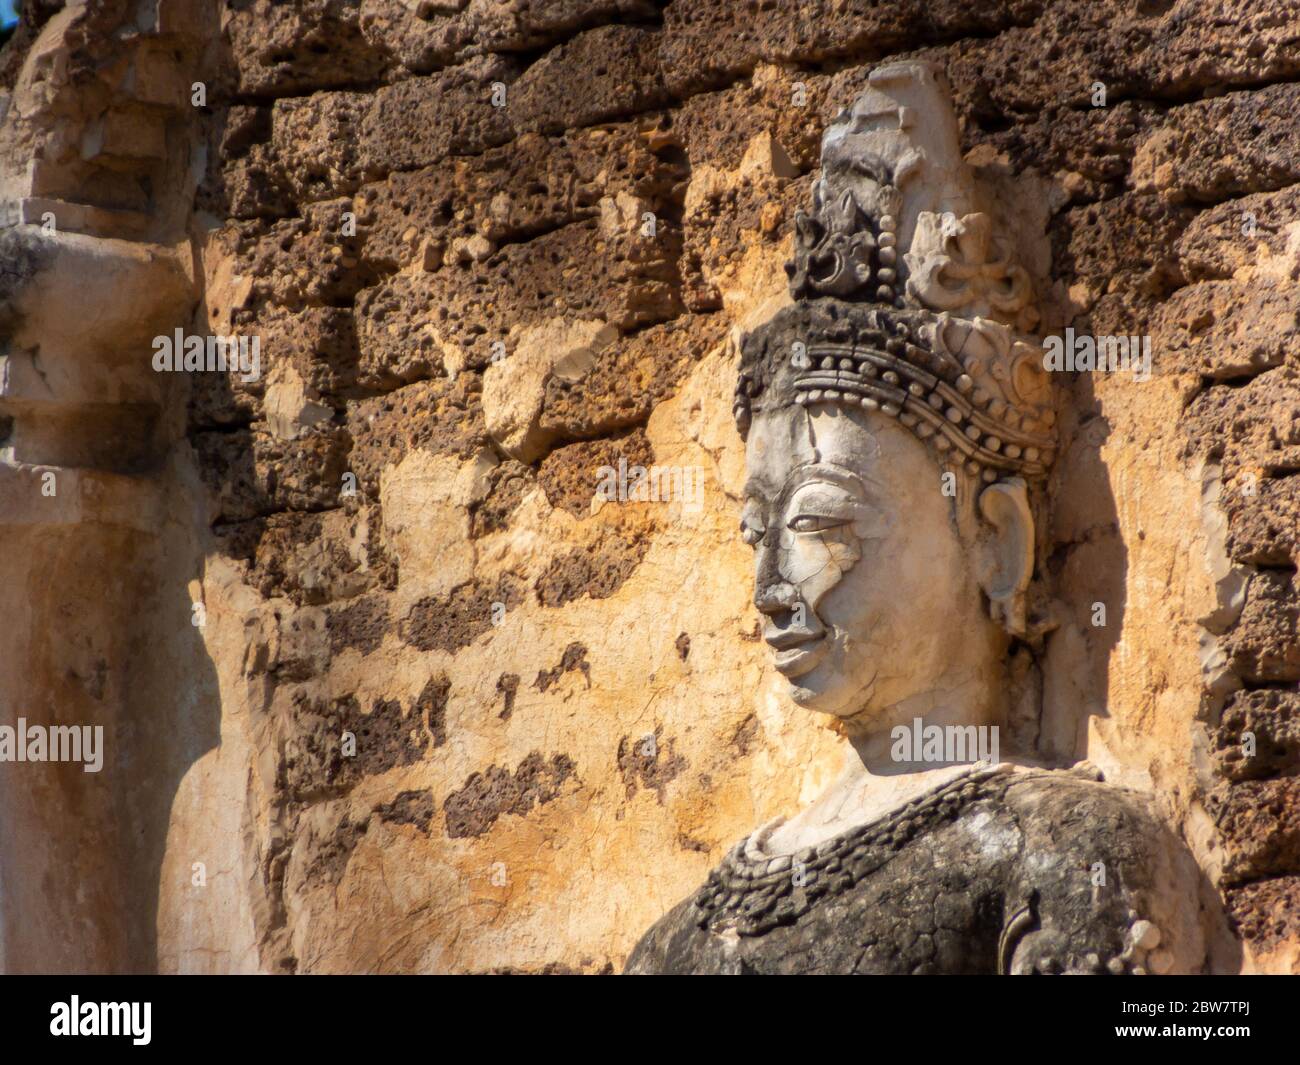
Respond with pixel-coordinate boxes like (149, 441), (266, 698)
(755, 579), (799, 616)
(753, 535), (798, 615)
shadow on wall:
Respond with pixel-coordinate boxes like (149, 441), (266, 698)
(120, 517), (225, 974)
(1040, 369), (1128, 763)
(1048, 366), (1240, 974)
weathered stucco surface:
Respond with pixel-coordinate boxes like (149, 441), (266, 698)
(1, 0), (1298, 973)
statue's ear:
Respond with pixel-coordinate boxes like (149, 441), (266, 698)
(976, 478), (1035, 637)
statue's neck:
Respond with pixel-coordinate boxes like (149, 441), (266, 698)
(756, 674), (1013, 857)
(844, 678), (1002, 775)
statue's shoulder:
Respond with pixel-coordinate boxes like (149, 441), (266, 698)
(994, 766), (1205, 974)
(1002, 765), (1174, 876)
(1004, 764), (1160, 837)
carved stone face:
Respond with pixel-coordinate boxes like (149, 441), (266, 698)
(742, 401), (991, 719)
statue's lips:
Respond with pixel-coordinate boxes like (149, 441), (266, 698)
(770, 635), (829, 679)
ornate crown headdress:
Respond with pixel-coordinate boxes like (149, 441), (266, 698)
(734, 61), (1057, 485)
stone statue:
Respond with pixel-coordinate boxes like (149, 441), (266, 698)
(626, 62), (1205, 975)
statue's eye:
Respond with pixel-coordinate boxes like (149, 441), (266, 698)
(789, 514), (850, 533)
(740, 521), (764, 546)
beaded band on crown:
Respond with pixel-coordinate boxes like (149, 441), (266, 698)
(734, 307), (1056, 484)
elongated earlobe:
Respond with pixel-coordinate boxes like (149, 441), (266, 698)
(977, 478), (1035, 637)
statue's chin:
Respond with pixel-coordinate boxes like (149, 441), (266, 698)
(769, 632), (877, 716)
(782, 666), (873, 719)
